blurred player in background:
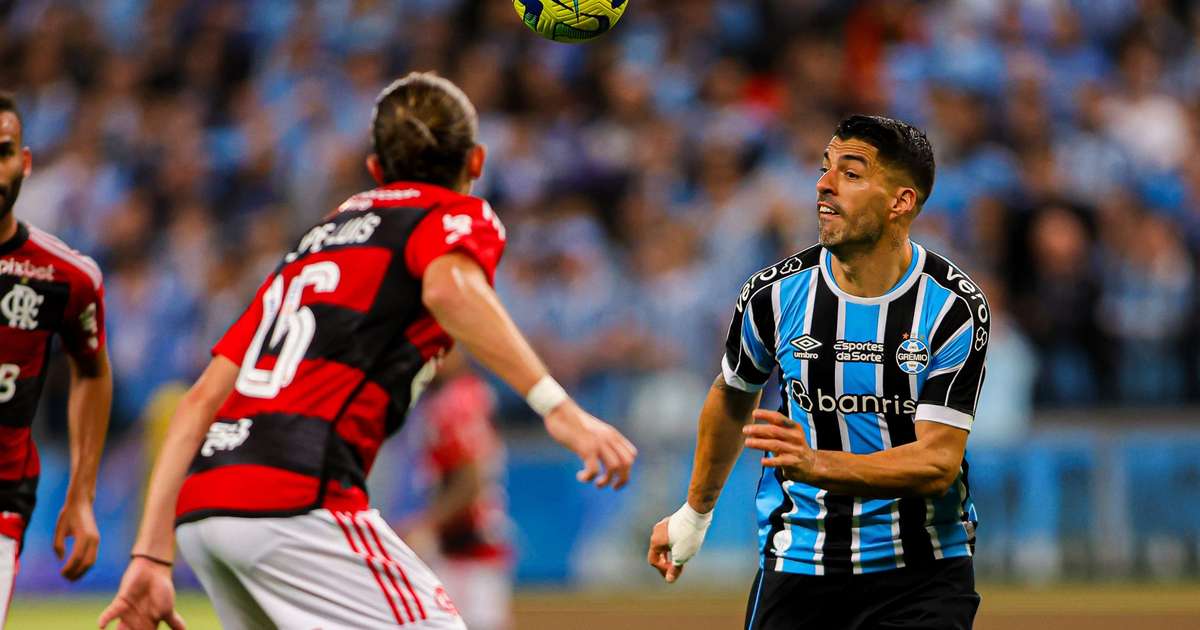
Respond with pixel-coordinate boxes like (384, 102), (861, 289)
(99, 72), (636, 630)
(0, 92), (113, 624)
(402, 349), (513, 630)
(649, 116), (988, 629)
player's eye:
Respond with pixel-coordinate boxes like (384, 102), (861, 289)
(845, 171), (860, 180)
(819, 167), (829, 174)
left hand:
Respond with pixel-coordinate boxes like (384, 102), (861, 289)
(55, 499), (100, 581)
(98, 558), (185, 630)
(743, 409), (818, 483)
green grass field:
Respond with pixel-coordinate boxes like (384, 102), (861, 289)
(12, 584), (1200, 629)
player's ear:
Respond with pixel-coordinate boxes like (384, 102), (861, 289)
(466, 144), (486, 181)
(891, 186), (918, 221)
(21, 147), (31, 178)
(366, 154), (385, 185)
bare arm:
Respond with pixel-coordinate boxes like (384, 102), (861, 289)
(422, 253), (636, 489)
(130, 356), (238, 561)
(99, 357), (235, 629)
(422, 253), (546, 396)
(649, 376), (760, 583)
(744, 411), (968, 498)
(686, 376), (762, 513)
(54, 347), (113, 580)
(63, 347), (112, 506)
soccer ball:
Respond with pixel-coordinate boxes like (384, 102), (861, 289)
(513, 0), (629, 43)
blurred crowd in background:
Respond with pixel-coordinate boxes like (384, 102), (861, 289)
(6, 0), (1200, 592)
(4, 0), (1200, 447)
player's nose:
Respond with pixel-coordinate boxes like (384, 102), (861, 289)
(816, 170), (835, 197)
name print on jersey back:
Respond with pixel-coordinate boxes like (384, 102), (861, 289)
(176, 182), (507, 524)
(284, 213), (382, 263)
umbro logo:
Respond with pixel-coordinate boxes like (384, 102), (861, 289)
(790, 335), (822, 360)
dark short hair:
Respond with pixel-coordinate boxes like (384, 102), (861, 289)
(0, 91), (21, 128)
(372, 72), (477, 189)
(834, 115), (935, 206)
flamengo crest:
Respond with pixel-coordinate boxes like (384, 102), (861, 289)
(1, 284), (44, 330)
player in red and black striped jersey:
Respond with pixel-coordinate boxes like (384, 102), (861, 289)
(101, 73), (637, 630)
(0, 93), (114, 623)
(405, 350), (515, 630)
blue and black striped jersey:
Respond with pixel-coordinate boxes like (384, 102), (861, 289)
(723, 242), (989, 575)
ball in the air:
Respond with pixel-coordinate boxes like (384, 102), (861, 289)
(513, 0), (628, 43)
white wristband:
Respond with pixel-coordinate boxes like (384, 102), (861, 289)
(667, 502), (713, 566)
(526, 375), (569, 417)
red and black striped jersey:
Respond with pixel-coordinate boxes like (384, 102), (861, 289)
(422, 374), (510, 561)
(176, 182), (506, 524)
(0, 222), (106, 534)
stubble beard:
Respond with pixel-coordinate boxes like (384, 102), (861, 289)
(0, 173), (22, 222)
(821, 209), (885, 260)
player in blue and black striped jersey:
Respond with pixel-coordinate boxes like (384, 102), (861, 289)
(649, 115), (988, 630)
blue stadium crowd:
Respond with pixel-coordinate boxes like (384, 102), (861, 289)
(3, 0), (1199, 452)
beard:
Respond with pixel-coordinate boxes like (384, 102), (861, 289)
(0, 172), (23, 221)
(819, 199), (886, 258)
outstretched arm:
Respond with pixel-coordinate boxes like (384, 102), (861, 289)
(648, 376), (760, 583)
(56, 346), (112, 581)
(98, 356), (237, 630)
(422, 252), (546, 396)
(422, 252), (636, 489)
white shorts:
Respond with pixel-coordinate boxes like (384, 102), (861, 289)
(177, 509), (465, 630)
(0, 535), (15, 629)
(434, 557), (512, 630)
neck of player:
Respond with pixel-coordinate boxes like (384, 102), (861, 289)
(0, 210), (15, 245)
(829, 232), (912, 298)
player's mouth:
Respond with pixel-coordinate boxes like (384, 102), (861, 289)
(817, 201), (840, 217)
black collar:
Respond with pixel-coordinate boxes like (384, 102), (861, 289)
(0, 222), (30, 257)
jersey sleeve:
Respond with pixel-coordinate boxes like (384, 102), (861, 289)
(405, 198), (507, 284)
(211, 275), (271, 365)
(60, 272), (106, 368)
(916, 294), (990, 431)
(720, 282), (777, 392)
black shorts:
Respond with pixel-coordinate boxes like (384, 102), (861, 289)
(745, 557), (980, 630)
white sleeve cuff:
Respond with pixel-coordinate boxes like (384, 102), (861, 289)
(721, 354), (765, 393)
(915, 404), (973, 431)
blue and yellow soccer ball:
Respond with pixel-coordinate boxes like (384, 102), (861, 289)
(513, 0), (628, 43)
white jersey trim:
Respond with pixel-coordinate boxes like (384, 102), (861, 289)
(721, 354), (765, 392)
(915, 404), (973, 431)
(819, 242), (925, 305)
(27, 226), (103, 290)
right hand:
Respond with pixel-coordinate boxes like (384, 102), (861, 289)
(54, 497), (100, 581)
(648, 503), (712, 584)
(648, 517), (684, 583)
(543, 400), (637, 489)
(98, 558), (186, 630)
